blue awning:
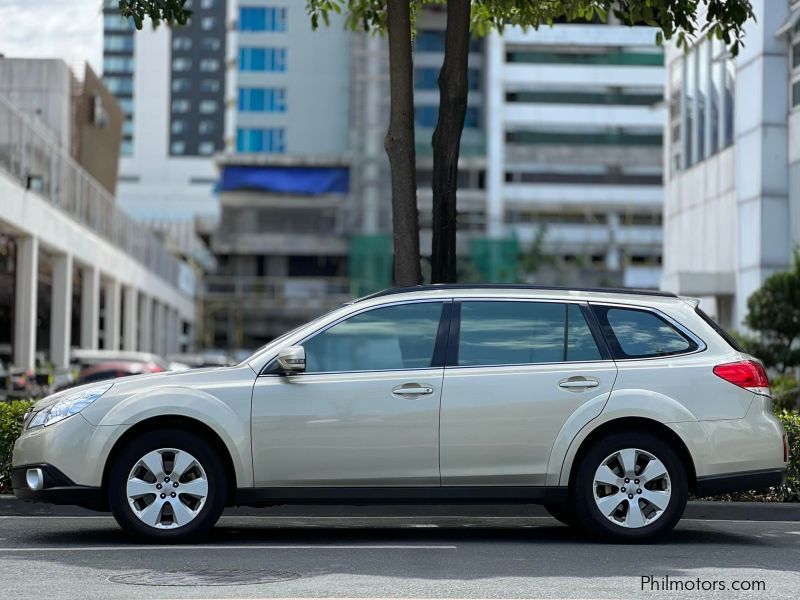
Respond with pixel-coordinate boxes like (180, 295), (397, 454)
(220, 165), (349, 195)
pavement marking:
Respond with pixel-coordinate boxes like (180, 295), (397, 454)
(0, 544), (457, 553)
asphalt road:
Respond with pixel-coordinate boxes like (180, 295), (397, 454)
(1, 512), (799, 600)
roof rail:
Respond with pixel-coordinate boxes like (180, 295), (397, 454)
(354, 284), (678, 303)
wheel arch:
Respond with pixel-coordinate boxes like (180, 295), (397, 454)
(563, 417), (698, 495)
(101, 415), (238, 506)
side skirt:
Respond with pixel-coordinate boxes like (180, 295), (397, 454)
(234, 486), (568, 507)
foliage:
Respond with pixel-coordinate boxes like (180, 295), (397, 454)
(0, 401), (33, 495)
(742, 252), (800, 373)
(770, 374), (800, 412)
(307, 0), (754, 56)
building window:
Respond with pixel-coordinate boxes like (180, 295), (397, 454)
(201, 0), (216, 8)
(200, 58), (220, 72)
(416, 106), (479, 129)
(171, 120), (187, 134)
(201, 16), (217, 30)
(672, 40), (735, 171)
(103, 76), (133, 94)
(172, 78), (191, 92)
(199, 120), (217, 134)
(104, 35), (133, 52)
(199, 100), (217, 113)
(198, 141), (216, 155)
(103, 14), (134, 31)
(122, 120), (134, 136)
(172, 99), (191, 113)
(239, 6), (287, 32)
(239, 47), (287, 72)
(202, 37), (221, 51)
(121, 139), (133, 156)
(236, 127), (285, 153)
(118, 98), (134, 115)
(103, 56), (134, 73)
(238, 87), (286, 112)
(172, 57), (192, 71)
(200, 79), (221, 93)
(173, 37), (192, 51)
(171, 141), (186, 155)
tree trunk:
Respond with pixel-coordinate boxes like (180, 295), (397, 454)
(385, 0), (422, 287)
(431, 0), (471, 284)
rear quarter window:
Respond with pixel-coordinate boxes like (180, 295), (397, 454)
(592, 305), (699, 359)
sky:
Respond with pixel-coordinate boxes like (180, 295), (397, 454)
(0, 0), (104, 74)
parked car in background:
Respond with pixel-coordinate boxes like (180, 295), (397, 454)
(76, 361), (165, 386)
(11, 285), (789, 543)
(69, 350), (171, 372)
(167, 351), (235, 369)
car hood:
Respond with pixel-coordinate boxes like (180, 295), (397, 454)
(31, 365), (249, 412)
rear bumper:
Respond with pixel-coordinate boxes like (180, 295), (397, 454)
(695, 468), (787, 497)
(11, 464), (107, 511)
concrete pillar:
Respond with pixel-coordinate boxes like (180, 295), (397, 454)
(153, 301), (166, 357)
(138, 294), (152, 353)
(123, 285), (138, 352)
(13, 235), (38, 371)
(80, 265), (100, 350)
(104, 279), (121, 351)
(166, 309), (178, 356)
(50, 252), (73, 369)
(485, 31), (505, 239)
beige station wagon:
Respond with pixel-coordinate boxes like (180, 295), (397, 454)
(13, 285), (788, 542)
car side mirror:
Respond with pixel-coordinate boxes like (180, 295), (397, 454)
(276, 346), (306, 374)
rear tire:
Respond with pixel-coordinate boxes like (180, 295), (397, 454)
(544, 503), (582, 528)
(573, 431), (687, 543)
(108, 429), (227, 543)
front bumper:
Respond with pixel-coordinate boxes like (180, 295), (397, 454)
(11, 464), (106, 510)
(695, 468), (787, 497)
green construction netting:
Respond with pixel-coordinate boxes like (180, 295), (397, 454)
(349, 234), (393, 296)
(469, 237), (519, 283)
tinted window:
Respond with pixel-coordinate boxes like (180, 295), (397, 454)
(595, 306), (696, 359)
(567, 304), (603, 361)
(695, 307), (743, 351)
(303, 303), (443, 373)
(458, 301), (601, 366)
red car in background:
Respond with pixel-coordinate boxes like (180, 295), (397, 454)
(76, 361), (165, 386)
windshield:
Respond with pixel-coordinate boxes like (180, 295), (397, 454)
(238, 305), (347, 366)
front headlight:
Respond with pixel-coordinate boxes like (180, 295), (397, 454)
(27, 383), (113, 429)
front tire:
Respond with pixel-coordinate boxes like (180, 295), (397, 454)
(573, 432), (688, 543)
(108, 429), (227, 543)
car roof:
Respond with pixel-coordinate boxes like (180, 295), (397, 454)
(353, 284), (681, 306)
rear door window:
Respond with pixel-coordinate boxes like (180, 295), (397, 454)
(456, 301), (604, 366)
(592, 305), (698, 359)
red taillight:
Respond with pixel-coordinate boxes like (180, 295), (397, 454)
(713, 360), (770, 393)
(784, 435), (789, 463)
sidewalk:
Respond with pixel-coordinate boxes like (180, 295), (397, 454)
(1, 495), (798, 520)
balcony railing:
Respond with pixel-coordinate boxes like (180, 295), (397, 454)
(203, 275), (353, 308)
(0, 94), (181, 287)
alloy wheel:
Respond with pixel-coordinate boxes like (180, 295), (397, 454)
(126, 448), (209, 529)
(592, 447), (672, 529)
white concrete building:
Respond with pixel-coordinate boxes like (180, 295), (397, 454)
(103, 0), (225, 221)
(0, 93), (195, 371)
(223, 0), (351, 157)
(661, 0), (799, 330)
(485, 22), (665, 288)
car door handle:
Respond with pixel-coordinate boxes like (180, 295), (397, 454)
(392, 384), (434, 397)
(558, 377), (600, 391)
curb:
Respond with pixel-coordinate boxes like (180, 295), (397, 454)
(1, 495), (798, 521)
